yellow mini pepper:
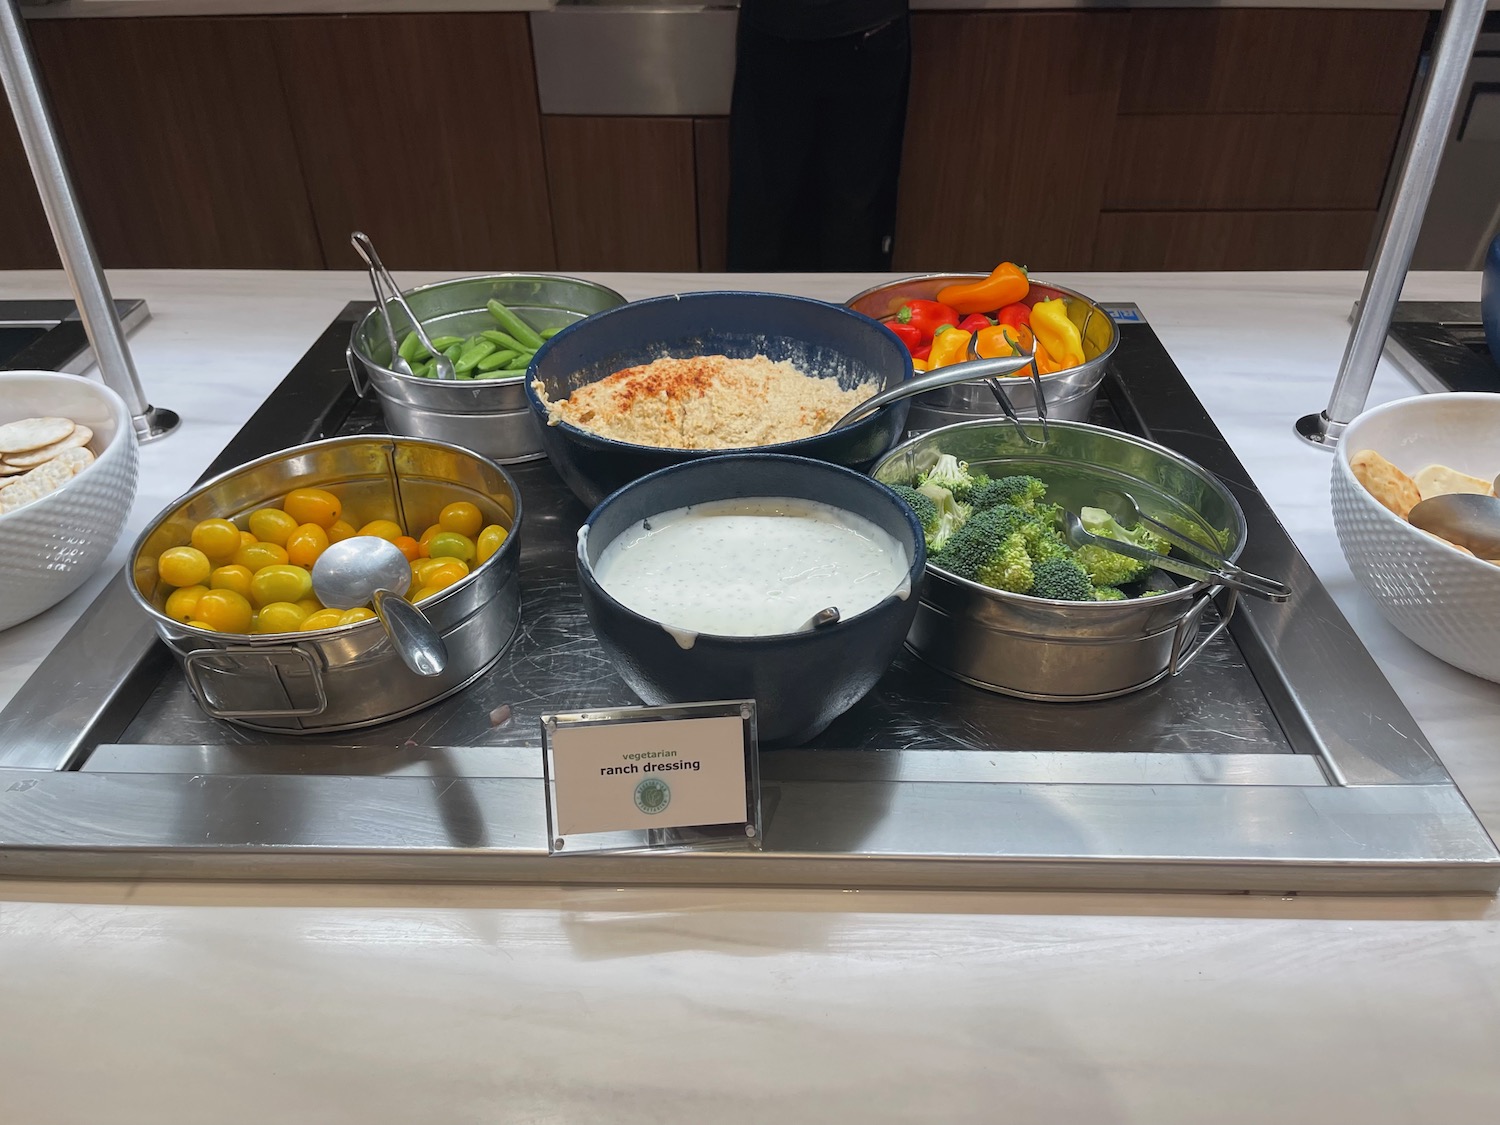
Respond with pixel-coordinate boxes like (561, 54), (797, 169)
(926, 326), (972, 369)
(1030, 297), (1084, 370)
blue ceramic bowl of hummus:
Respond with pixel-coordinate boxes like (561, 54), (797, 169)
(576, 453), (925, 747)
(525, 291), (914, 508)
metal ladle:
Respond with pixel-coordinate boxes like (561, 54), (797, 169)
(831, 353), (1037, 430)
(312, 536), (449, 677)
(1408, 492), (1500, 558)
(349, 231), (455, 381)
(1058, 510), (1290, 602)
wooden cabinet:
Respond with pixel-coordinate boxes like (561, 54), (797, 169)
(271, 14), (555, 271)
(16, 17), (323, 269)
(0, 8), (1433, 274)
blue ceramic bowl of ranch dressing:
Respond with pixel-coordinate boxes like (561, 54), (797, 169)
(577, 453), (926, 747)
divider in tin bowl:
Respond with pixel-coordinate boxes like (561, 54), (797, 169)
(128, 435), (523, 733)
(348, 273), (628, 464)
(872, 419), (1249, 702)
(846, 275), (1118, 427)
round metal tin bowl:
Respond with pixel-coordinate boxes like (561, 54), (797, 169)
(846, 275), (1118, 427)
(348, 273), (627, 464)
(128, 435), (523, 733)
(524, 291), (915, 509)
(872, 419), (1248, 702)
(576, 453), (926, 747)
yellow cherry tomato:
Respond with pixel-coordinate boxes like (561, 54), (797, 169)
(427, 531), (475, 564)
(247, 507), (298, 546)
(193, 588), (254, 634)
(410, 557), (447, 585)
(301, 608), (346, 631)
(282, 487), (341, 529)
(250, 564), (313, 607)
(164, 584), (209, 623)
(190, 518), (242, 562)
(425, 560), (469, 592)
(476, 524), (508, 565)
(326, 519), (357, 544)
(392, 535), (421, 562)
(296, 595), (323, 614)
(438, 501), (483, 539)
(409, 585), (440, 603)
(254, 601), (309, 634)
(239, 530), (258, 548)
(158, 546), (212, 588)
(338, 607), (376, 626)
(286, 522), (330, 568)
(210, 564), (254, 598)
(234, 541), (289, 571)
(186, 620), (214, 631)
(418, 523), (443, 545)
(357, 519), (404, 542)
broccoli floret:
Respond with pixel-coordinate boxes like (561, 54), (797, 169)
(1079, 506), (1170, 555)
(889, 484), (939, 534)
(1031, 556), (1095, 601)
(969, 474), (1047, 513)
(913, 481), (969, 551)
(1152, 511), (1234, 560)
(1074, 543), (1156, 587)
(932, 504), (1031, 582)
(917, 454), (980, 503)
(976, 531), (1034, 593)
(1092, 586), (1127, 601)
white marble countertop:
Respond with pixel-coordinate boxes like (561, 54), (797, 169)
(2, 269), (1499, 1123)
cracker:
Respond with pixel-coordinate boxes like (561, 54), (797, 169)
(0, 447), (93, 514)
(0, 416), (73, 454)
(0, 462), (26, 476)
(1350, 449), (1422, 518)
(1413, 463), (1495, 502)
(3, 424), (92, 468)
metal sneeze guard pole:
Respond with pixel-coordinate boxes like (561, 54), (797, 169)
(0, 0), (177, 442)
(1296, 0), (1489, 448)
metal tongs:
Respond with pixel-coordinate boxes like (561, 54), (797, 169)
(350, 231), (455, 380)
(967, 328), (1049, 447)
(1057, 508), (1291, 602)
(831, 352), (1036, 429)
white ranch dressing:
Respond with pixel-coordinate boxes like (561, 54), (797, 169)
(591, 497), (911, 647)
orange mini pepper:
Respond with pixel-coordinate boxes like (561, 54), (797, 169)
(974, 323), (1031, 361)
(936, 262), (1029, 316)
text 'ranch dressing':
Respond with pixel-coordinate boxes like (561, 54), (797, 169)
(590, 497), (911, 648)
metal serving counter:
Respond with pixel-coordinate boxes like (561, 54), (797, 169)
(0, 303), (1495, 892)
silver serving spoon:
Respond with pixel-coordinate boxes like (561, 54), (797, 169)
(312, 535), (449, 677)
(798, 606), (841, 632)
(349, 231), (456, 381)
(831, 353), (1036, 430)
(1058, 510), (1290, 602)
(1408, 492), (1500, 558)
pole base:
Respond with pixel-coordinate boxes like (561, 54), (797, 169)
(132, 405), (180, 444)
(1294, 411), (1344, 450)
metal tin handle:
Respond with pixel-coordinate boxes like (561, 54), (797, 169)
(182, 644), (330, 720)
(346, 345), (372, 398)
(1168, 587), (1240, 677)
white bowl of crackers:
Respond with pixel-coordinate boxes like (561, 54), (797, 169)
(0, 371), (140, 631)
(1331, 391), (1500, 683)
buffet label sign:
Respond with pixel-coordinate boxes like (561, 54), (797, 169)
(541, 700), (761, 855)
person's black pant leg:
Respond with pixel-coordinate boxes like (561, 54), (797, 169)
(813, 15), (910, 271)
(727, 25), (822, 271)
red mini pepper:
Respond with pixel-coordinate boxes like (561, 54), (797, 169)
(896, 300), (960, 343)
(887, 321), (923, 353)
(996, 303), (1031, 330)
(912, 344), (931, 362)
(957, 313), (993, 334)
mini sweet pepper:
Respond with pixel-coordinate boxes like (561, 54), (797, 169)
(926, 325), (973, 369)
(895, 300), (960, 343)
(1030, 297), (1084, 370)
(936, 263), (1029, 315)
(887, 321), (923, 353)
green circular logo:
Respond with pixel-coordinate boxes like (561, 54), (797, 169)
(634, 777), (671, 815)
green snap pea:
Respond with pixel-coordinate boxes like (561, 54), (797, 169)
(476, 348), (519, 372)
(540, 326), (563, 340)
(397, 330), (423, 362)
(480, 329), (533, 354)
(504, 351), (532, 371)
(430, 335), (464, 351)
(486, 299), (544, 350)
(453, 339), (498, 375)
(410, 360), (433, 378)
(474, 368), (513, 381)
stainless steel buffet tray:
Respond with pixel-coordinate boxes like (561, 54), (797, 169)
(1, 302), (1495, 892)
